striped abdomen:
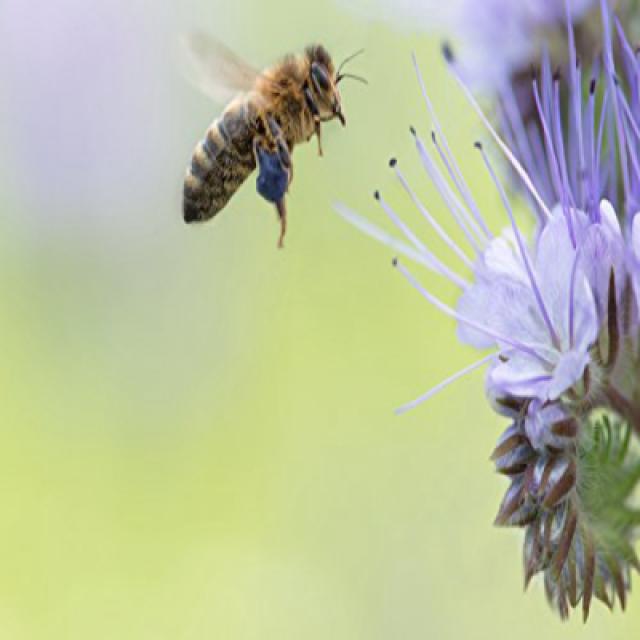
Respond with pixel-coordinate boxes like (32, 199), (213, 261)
(183, 101), (257, 224)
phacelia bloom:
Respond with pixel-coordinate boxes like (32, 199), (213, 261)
(341, 0), (596, 90)
(337, 0), (640, 621)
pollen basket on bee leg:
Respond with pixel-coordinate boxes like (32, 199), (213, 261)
(256, 147), (290, 204)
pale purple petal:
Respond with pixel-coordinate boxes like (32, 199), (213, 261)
(546, 349), (590, 401)
(525, 401), (567, 450)
(569, 277), (599, 355)
(487, 353), (553, 399)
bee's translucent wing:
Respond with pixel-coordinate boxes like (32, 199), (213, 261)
(180, 32), (261, 104)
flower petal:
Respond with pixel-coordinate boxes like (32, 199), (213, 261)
(547, 350), (590, 401)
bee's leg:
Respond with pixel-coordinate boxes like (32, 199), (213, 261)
(255, 136), (290, 246)
(278, 141), (293, 189)
(277, 138), (291, 170)
(304, 88), (323, 157)
(252, 136), (266, 167)
(281, 161), (292, 189)
(267, 117), (292, 181)
(314, 121), (323, 157)
(275, 198), (288, 249)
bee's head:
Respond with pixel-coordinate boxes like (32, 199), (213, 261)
(305, 45), (346, 126)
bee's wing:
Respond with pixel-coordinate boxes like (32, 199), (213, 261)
(180, 32), (261, 104)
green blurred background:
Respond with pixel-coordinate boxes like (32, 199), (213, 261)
(0, 0), (637, 637)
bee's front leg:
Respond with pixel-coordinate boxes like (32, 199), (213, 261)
(304, 88), (323, 157)
(314, 120), (323, 157)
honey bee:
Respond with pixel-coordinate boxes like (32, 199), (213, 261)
(181, 33), (365, 247)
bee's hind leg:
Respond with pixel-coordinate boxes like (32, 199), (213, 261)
(254, 130), (290, 248)
(275, 198), (288, 249)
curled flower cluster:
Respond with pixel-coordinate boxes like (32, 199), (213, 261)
(337, 0), (640, 620)
(492, 400), (640, 619)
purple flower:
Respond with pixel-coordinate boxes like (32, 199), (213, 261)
(340, 0), (596, 89)
(337, 0), (640, 620)
(631, 213), (640, 308)
(457, 203), (606, 403)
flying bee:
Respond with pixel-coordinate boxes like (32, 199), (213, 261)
(181, 33), (366, 247)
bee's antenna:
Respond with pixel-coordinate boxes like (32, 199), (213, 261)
(336, 72), (368, 85)
(337, 48), (365, 76)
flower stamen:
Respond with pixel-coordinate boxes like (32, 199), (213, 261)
(395, 352), (496, 415)
(412, 128), (484, 254)
(475, 141), (562, 350)
(444, 50), (553, 220)
(412, 52), (492, 240)
(393, 258), (553, 365)
(376, 191), (469, 289)
(391, 159), (475, 270)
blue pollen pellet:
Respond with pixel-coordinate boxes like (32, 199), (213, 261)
(256, 148), (289, 204)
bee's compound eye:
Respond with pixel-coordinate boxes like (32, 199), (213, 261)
(311, 62), (331, 93)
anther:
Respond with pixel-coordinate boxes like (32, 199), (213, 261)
(442, 42), (455, 64)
